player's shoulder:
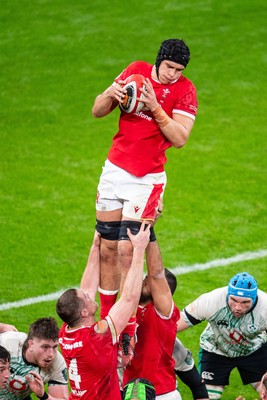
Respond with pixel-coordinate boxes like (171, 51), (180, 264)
(50, 349), (67, 370)
(94, 319), (109, 334)
(174, 75), (197, 92)
(256, 289), (267, 309)
(258, 288), (267, 298)
(0, 331), (27, 354)
(191, 286), (227, 312)
(199, 286), (227, 300)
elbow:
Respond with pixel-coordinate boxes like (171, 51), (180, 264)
(172, 140), (187, 149)
(173, 130), (190, 148)
(92, 108), (101, 118)
(149, 269), (165, 280)
(122, 290), (139, 309)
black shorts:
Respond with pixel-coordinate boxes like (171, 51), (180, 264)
(199, 342), (267, 386)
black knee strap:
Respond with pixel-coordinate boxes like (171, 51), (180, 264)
(119, 221), (156, 242)
(95, 220), (121, 240)
(175, 365), (208, 399)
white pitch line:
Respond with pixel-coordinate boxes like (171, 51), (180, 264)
(171, 248), (267, 275)
(1, 249), (267, 311)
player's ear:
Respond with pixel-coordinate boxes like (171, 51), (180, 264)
(27, 339), (34, 351)
(80, 307), (88, 318)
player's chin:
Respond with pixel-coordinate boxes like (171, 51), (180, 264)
(41, 359), (53, 367)
(160, 77), (172, 84)
(233, 311), (243, 317)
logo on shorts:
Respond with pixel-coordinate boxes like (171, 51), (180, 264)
(134, 206), (140, 213)
(202, 371), (214, 381)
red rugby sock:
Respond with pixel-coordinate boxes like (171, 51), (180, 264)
(98, 287), (119, 319)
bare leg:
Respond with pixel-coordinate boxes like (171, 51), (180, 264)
(118, 239), (134, 292)
(100, 238), (120, 290)
(96, 209), (122, 291)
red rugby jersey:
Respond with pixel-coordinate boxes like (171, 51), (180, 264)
(107, 60), (198, 177)
(59, 320), (121, 400)
(123, 302), (180, 394)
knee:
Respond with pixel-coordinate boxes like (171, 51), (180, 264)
(118, 239), (133, 259)
(206, 385), (224, 399)
(101, 239), (118, 260)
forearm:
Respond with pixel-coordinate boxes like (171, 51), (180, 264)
(0, 322), (17, 332)
(146, 241), (164, 278)
(109, 246), (145, 335)
(46, 394), (68, 400)
(151, 105), (192, 148)
(176, 314), (192, 332)
(47, 385), (69, 400)
(122, 247), (145, 303)
(80, 248), (100, 300)
(92, 86), (118, 117)
(80, 233), (101, 300)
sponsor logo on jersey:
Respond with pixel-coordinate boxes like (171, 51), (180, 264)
(229, 330), (243, 343)
(217, 319), (229, 328)
(134, 206), (140, 213)
(9, 376), (27, 392)
(59, 340), (83, 350)
(134, 111), (152, 121)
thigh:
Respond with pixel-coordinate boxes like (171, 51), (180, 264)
(199, 349), (234, 386)
(96, 162), (124, 214)
(237, 343), (267, 384)
(122, 173), (166, 220)
(96, 209), (122, 222)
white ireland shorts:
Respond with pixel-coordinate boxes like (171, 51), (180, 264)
(96, 160), (167, 220)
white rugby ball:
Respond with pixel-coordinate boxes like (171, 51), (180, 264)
(119, 74), (146, 114)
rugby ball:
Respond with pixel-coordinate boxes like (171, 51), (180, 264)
(119, 74), (146, 114)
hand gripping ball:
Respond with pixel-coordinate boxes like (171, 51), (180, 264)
(119, 74), (146, 114)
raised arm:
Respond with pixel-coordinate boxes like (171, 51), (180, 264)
(146, 240), (173, 317)
(80, 231), (101, 301)
(0, 323), (17, 333)
(109, 222), (150, 336)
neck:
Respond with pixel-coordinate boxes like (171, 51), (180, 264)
(23, 349), (35, 365)
(67, 316), (95, 330)
(151, 65), (159, 81)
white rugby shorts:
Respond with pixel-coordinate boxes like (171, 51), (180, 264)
(96, 160), (166, 220)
